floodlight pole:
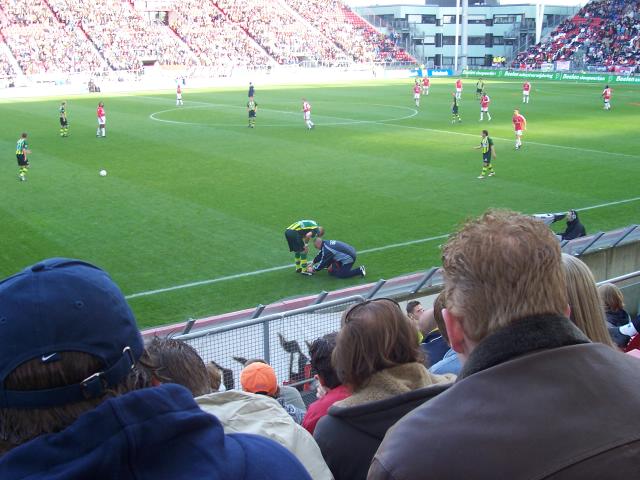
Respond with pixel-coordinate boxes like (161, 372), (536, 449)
(535, 2), (545, 44)
(461, 0), (468, 70)
(454, 0), (461, 71)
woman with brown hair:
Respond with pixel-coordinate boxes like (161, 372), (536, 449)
(598, 282), (631, 327)
(313, 299), (454, 480)
(562, 254), (616, 348)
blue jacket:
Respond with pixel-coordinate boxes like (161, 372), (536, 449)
(313, 240), (357, 271)
(420, 330), (450, 367)
(0, 383), (311, 480)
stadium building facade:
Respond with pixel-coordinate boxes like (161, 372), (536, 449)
(355, 3), (579, 68)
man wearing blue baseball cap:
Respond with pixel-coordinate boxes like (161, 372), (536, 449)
(0, 258), (311, 480)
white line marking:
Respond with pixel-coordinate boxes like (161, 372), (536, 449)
(575, 196), (640, 212)
(375, 122), (640, 159)
(148, 99), (418, 127)
(146, 95), (638, 159)
(125, 195), (640, 300)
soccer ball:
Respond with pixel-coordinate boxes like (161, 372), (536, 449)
(99, 169), (107, 177)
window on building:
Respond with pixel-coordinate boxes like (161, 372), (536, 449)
(493, 36), (505, 45)
(493, 14), (522, 24)
(468, 36), (485, 45)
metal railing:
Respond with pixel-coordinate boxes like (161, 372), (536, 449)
(172, 224), (640, 393)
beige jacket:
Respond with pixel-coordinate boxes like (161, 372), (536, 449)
(196, 390), (333, 480)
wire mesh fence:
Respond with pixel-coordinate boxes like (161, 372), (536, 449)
(176, 296), (364, 394)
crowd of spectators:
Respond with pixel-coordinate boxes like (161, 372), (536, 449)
(215, 0), (343, 65)
(1, 0), (413, 75)
(169, 0), (270, 70)
(0, 209), (639, 478)
(46, 0), (197, 71)
(0, 0), (107, 75)
(515, 0), (640, 72)
(284, 0), (413, 64)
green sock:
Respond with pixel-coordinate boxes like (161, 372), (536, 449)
(294, 252), (301, 269)
(300, 253), (308, 270)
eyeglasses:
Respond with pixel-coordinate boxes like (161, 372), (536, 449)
(343, 298), (402, 323)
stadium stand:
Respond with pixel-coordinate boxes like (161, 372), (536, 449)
(169, 0), (272, 70)
(283, 0), (414, 63)
(515, 0), (640, 71)
(0, 0), (108, 75)
(214, 0), (344, 65)
(0, 0), (413, 75)
(44, 0), (198, 71)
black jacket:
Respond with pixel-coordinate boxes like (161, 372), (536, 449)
(314, 381), (449, 480)
(561, 211), (586, 240)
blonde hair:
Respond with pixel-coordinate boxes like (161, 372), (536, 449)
(598, 283), (625, 312)
(442, 209), (568, 343)
(562, 254), (615, 348)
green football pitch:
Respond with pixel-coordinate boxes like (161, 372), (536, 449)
(1, 78), (639, 328)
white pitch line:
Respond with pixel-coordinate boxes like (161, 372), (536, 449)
(142, 95), (639, 159)
(375, 121), (640, 159)
(125, 195), (640, 300)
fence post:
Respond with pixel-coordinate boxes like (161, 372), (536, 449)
(612, 225), (638, 248)
(412, 267), (438, 294)
(262, 320), (271, 364)
(181, 318), (196, 335)
(313, 291), (329, 305)
(251, 304), (266, 319)
(576, 232), (605, 257)
(366, 279), (387, 299)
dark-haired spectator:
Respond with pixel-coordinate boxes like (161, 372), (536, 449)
(207, 362), (223, 391)
(0, 258), (312, 480)
(428, 291), (461, 375)
(302, 333), (351, 435)
(562, 253), (616, 348)
(598, 282), (631, 327)
(145, 337), (211, 396)
(314, 299), (454, 480)
(405, 300), (424, 323)
(241, 362), (306, 425)
(416, 306), (449, 366)
(370, 210), (640, 479)
(560, 209), (586, 240)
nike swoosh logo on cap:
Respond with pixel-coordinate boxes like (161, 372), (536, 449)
(41, 353), (57, 362)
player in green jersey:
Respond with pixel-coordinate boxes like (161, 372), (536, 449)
(247, 97), (258, 128)
(451, 94), (461, 124)
(475, 78), (485, 99)
(59, 101), (69, 137)
(15, 133), (31, 182)
(285, 220), (324, 275)
(474, 129), (496, 179)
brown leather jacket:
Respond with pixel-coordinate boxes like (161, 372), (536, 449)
(369, 314), (640, 480)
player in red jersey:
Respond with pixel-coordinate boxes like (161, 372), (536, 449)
(176, 84), (183, 106)
(479, 93), (491, 122)
(422, 77), (430, 96)
(522, 81), (531, 104)
(601, 85), (612, 110)
(302, 98), (314, 129)
(96, 102), (106, 138)
(413, 83), (421, 107)
(512, 109), (527, 150)
(455, 78), (463, 100)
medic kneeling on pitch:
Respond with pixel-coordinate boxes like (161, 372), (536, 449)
(308, 238), (366, 279)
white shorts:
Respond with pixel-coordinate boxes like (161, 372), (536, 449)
(414, 93), (420, 100)
(523, 91), (529, 96)
(98, 116), (106, 125)
(456, 88), (462, 93)
(304, 111), (310, 121)
(515, 129), (522, 136)
(177, 94), (182, 100)
(481, 107), (488, 112)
